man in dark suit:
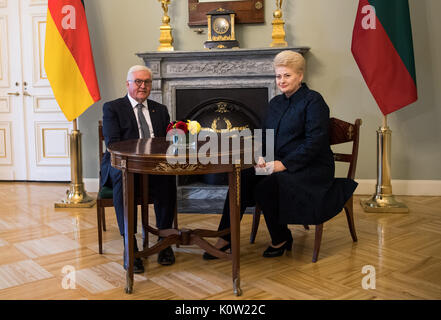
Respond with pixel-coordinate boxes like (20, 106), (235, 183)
(101, 65), (176, 272)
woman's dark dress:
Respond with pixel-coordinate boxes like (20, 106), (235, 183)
(261, 83), (357, 225)
(217, 83), (358, 242)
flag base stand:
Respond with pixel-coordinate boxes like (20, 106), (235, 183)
(360, 118), (408, 213)
(55, 122), (96, 208)
(360, 194), (408, 213)
(54, 184), (96, 208)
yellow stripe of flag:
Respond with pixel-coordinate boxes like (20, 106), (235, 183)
(44, 10), (95, 121)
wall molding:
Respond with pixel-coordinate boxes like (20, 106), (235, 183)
(354, 179), (441, 196)
(84, 178), (441, 196)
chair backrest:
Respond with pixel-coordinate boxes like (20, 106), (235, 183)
(329, 117), (362, 180)
(98, 120), (105, 164)
(98, 120), (108, 193)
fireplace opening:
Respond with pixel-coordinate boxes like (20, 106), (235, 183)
(176, 88), (268, 124)
(176, 87), (268, 188)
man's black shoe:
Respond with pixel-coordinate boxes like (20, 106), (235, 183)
(123, 253), (145, 274)
(158, 246), (175, 266)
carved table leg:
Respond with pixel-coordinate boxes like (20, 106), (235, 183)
(141, 174), (150, 250)
(123, 163), (135, 294)
(229, 164), (242, 296)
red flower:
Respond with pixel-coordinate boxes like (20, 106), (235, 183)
(166, 120), (188, 134)
(175, 121), (188, 133)
(166, 121), (176, 133)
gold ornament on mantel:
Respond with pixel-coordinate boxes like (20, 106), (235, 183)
(157, 0), (174, 51)
(270, 0), (288, 47)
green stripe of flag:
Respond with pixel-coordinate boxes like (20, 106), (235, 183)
(368, 0), (416, 83)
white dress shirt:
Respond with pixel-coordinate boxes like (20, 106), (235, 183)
(127, 94), (155, 138)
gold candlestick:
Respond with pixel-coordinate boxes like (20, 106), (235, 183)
(158, 0), (174, 51)
(270, 0), (288, 47)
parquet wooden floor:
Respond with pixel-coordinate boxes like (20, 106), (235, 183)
(0, 182), (440, 300)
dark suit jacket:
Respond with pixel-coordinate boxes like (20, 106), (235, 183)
(100, 95), (170, 187)
(263, 84), (357, 225)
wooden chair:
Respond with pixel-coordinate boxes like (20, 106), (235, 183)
(249, 117), (362, 262)
(96, 120), (178, 254)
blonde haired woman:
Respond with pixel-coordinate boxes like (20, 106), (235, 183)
(255, 50), (357, 257)
(203, 50), (357, 259)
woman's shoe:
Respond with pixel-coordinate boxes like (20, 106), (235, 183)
(203, 244), (231, 260)
(262, 236), (293, 258)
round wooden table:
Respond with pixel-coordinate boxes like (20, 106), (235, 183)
(108, 137), (254, 295)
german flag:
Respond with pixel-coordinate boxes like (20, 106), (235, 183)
(45, 0), (100, 121)
(352, 0), (417, 115)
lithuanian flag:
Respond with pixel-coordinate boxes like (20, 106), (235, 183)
(352, 0), (417, 115)
(45, 0), (100, 121)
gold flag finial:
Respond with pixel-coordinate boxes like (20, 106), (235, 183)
(157, 0), (174, 51)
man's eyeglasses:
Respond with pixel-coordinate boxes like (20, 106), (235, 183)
(129, 79), (152, 87)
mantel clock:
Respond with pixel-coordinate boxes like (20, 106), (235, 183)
(204, 8), (239, 49)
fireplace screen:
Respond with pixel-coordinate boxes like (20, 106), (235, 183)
(190, 100), (259, 133)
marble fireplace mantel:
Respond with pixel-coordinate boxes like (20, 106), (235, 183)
(136, 47), (310, 120)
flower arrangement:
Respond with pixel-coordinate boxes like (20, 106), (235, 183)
(166, 120), (201, 135)
(166, 120), (201, 146)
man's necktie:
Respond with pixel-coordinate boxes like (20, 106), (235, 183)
(136, 104), (151, 139)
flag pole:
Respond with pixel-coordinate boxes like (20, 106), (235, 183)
(360, 115), (408, 213)
(54, 118), (96, 208)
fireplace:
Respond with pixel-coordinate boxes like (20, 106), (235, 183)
(176, 87), (268, 187)
(137, 47), (310, 212)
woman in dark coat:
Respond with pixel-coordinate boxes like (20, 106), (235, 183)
(203, 50), (357, 259)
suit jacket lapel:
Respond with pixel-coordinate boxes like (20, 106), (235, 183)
(124, 96), (165, 138)
(147, 99), (162, 137)
(123, 95), (139, 136)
